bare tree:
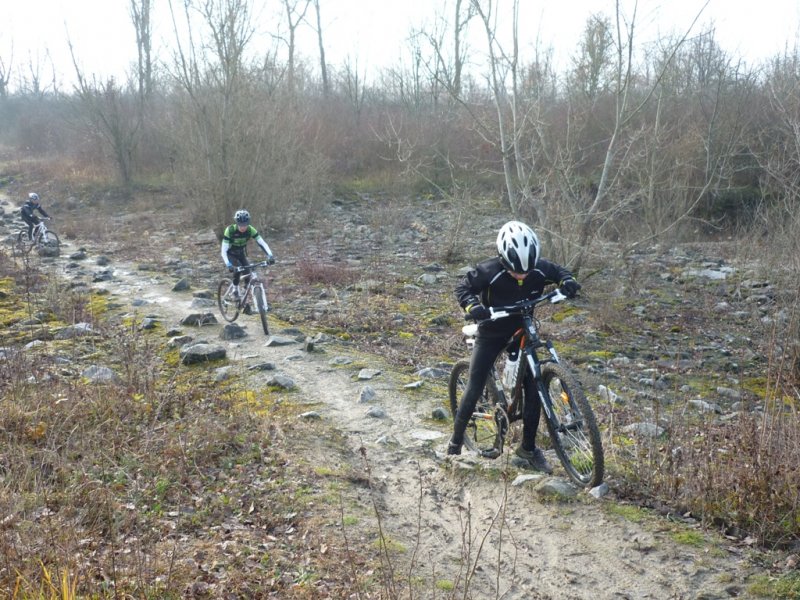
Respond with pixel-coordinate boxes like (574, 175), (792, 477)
(569, 0), (712, 271)
(569, 13), (614, 102)
(341, 55), (367, 124)
(279, 0), (312, 97)
(470, 0), (544, 219)
(130, 0), (154, 100)
(67, 0), (153, 187)
(416, 0), (475, 103)
(0, 46), (12, 98)
(312, 0), (329, 96)
(166, 0), (328, 227)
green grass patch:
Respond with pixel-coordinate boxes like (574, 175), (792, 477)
(669, 529), (706, 547)
(747, 572), (800, 599)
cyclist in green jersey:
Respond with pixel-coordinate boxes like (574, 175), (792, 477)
(220, 210), (275, 296)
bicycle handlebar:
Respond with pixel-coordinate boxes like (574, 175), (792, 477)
(464, 288), (569, 322)
(232, 259), (274, 273)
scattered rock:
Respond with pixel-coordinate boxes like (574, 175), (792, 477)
(267, 374), (295, 389)
(248, 362), (276, 371)
(220, 323), (247, 340)
(623, 422), (665, 438)
(180, 313), (217, 327)
(81, 365), (121, 384)
(172, 278), (191, 291)
(264, 335), (296, 347)
(366, 406), (387, 418)
(140, 317), (159, 330)
(55, 323), (94, 339)
(536, 479), (579, 499)
(329, 356), (353, 366)
(415, 367), (449, 379)
(431, 407), (449, 420)
(358, 386), (377, 403)
(589, 482), (610, 499)
(358, 368), (381, 380)
(179, 343), (226, 365)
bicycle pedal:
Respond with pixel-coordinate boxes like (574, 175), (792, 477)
(481, 448), (503, 459)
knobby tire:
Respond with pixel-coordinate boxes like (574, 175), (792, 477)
(448, 360), (502, 454)
(15, 231), (32, 256)
(254, 284), (269, 335)
(217, 278), (240, 322)
(539, 362), (604, 487)
(40, 230), (60, 252)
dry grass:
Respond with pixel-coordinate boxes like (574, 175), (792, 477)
(0, 255), (379, 598)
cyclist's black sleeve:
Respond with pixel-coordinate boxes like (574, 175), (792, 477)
(455, 258), (499, 310)
(37, 206), (50, 218)
(536, 259), (573, 287)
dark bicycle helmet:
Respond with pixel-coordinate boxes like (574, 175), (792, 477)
(28, 192), (40, 204)
(234, 209), (251, 225)
(496, 220), (540, 274)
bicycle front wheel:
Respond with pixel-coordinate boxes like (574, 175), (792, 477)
(448, 360), (503, 454)
(39, 230), (60, 253)
(539, 362), (604, 487)
(217, 278), (240, 322)
(254, 284), (269, 335)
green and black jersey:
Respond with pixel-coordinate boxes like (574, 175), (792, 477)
(220, 223), (273, 262)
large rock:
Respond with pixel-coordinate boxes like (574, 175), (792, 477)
(180, 343), (226, 365)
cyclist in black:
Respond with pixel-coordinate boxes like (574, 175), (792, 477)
(20, 192), (51, 241)
(447, 221), (581, 473)
(220, 209), (275, 310)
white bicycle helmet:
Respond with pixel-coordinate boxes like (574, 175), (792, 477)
(28, 192), (40, 204)
(496, 221), (540, 274)
(234, 209), (251, 225)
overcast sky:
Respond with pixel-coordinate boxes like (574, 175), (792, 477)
(3, 0), (799, 89)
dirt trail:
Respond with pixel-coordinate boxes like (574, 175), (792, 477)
(2, 193), (757, 599)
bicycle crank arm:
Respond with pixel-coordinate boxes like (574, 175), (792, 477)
(480, 448), (502, 459)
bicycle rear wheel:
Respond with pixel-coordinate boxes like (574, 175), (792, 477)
(15, 230), (32, 256)
(254, 284), (269, 335)
(448, 360), (503, 455)
(217, 278), (240, 322)
(538, 362), (604, 487)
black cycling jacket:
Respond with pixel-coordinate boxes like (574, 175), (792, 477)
(20, 201), (50, 221)
(455, 256), (574, 338)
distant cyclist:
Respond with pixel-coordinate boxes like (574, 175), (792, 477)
(220, 209), (275, 300)
(20, 192), (51, 241)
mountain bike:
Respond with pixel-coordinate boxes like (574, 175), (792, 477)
(217, 259), (273, 335)
(448, 288), (604, 488)
(14, 219), (61, 256)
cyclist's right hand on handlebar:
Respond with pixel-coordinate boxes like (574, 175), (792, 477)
(467, 304), (491, 321)
(227, 264), (234, 272)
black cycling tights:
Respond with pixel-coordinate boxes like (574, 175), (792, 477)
(451, 334), (542, 451)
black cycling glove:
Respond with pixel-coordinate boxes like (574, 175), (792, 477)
(560, 278), (581, 298)
(467, 304), (491, 321)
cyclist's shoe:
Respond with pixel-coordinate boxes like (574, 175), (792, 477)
(514, 446), (553, 474)
(243, 304), (254, 315)
(446, 441), (462, 455)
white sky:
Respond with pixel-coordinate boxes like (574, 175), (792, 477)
(2, 0), (799, 89)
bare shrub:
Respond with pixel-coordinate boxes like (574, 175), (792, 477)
(627, 403), (800, 546)
(295, 258), (357, 286)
